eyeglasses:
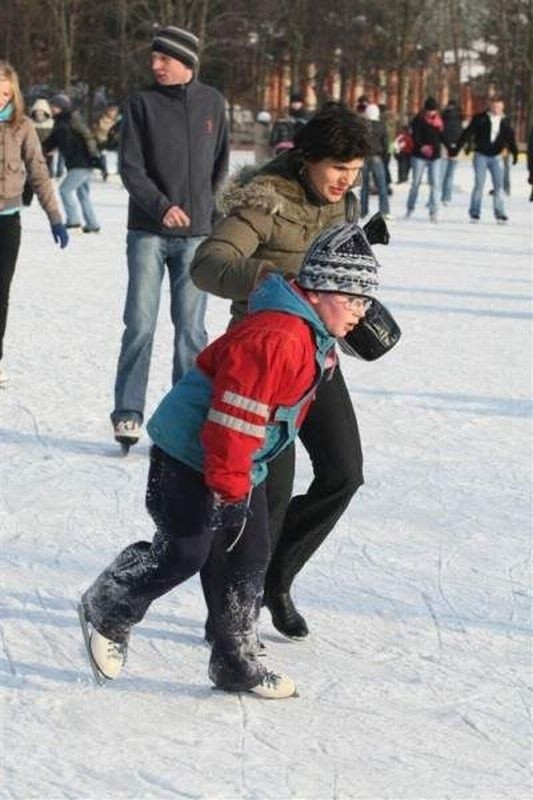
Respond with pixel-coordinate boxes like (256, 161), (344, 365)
(333, 294), (373, 311)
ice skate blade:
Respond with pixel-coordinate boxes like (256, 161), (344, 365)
(275, 629), (308, 642)
(117, 439), (134, 455)
(77, 602), (110, 687)
(211, 685), (299, 699)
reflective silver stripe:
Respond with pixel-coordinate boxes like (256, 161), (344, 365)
(222, 391), (270, 418)
(208, 409), (265, 438)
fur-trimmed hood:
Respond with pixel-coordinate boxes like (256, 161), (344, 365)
(218, 151), (310, 217)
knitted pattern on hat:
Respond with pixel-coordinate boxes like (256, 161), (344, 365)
(297, 222), (380, 296)
(152, 26), (199, 68)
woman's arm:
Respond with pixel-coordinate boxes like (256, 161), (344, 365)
(190, 206), (278, 300)
(22, 121), (62, 224)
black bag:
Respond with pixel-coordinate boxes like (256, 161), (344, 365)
(338, 297), (401, 360)
(363, 212), (390, 245)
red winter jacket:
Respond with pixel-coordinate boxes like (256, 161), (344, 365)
(147, 277), (337, 501)
(198, 308), (321, 500)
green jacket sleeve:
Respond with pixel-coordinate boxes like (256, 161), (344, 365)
(191, 206), (279, 301)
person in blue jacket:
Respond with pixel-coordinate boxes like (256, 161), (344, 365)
(78, 222), (381, 700)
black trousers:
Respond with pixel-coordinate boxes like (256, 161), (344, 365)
(0, 213), (21, 361)
(82, 445), (271, 690)
(264, 364), (364, 596)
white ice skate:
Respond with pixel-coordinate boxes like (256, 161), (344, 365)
(248, 670), (298, 699)
(113, 419), (141, 454)
(78, 603), (128, 684)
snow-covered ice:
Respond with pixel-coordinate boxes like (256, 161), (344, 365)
(0, 155), (531, 799)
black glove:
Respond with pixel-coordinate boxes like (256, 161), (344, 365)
(90, 154), (108, 178)
(363, 212), (390, 245)
(338, 298), (401, 360)
(207, 492), (250, 535)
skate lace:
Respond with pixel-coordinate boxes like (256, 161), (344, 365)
(261, 670), (282, 689)
(107, 640), (127, 662)
(116, 420), (139, 434)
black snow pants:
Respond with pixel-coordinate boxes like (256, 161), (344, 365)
(263, 364), (364, 597)
(82, 445), (271, 691)
(0, 213), (21, 361)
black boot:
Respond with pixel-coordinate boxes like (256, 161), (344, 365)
(265, 591), (309, 639)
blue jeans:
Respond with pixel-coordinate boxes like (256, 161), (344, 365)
(441, 157), (458, 202)
(59, 168), (99, 228)
(406, 157), (441, 215)
(360, 156), (390, 216)
(112, 231), (207, 424)
(470, 153), (505, 218)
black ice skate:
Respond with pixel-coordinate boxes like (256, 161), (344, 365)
(265, 591), (309, 640)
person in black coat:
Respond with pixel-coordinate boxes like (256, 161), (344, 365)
(360, 103), (391, 218)
(441, 100), (462, 204)
(110, 25), (229, 449)
(405, 97), (444, 222)
(455, 95), (518, 222)
(44, 94), (103, 232)
(269, 92), (310, 155)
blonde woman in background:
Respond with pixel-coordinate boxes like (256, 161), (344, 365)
(0, 61), (68, 385)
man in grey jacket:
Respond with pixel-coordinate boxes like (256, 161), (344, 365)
(111, 25), (229, 449)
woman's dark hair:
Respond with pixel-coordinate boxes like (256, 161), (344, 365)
(293, 102), (371, 162)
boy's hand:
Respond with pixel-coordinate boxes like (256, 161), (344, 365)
(207, 492), (250, 534)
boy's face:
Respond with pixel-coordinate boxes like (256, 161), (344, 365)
(308, 292), (369, 337)
(151, 52), (193, 85)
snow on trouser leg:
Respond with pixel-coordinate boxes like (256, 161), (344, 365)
(207, 569), (266, 691)
(209, 630), (266, 691)
(81, 540), (158, 644)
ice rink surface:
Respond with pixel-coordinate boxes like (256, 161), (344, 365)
(0, 154), (531, 799)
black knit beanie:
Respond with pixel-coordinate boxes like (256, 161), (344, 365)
(151, 26), (199, 69)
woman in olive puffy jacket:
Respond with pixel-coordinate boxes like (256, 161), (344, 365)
(191, 103), (371, 641)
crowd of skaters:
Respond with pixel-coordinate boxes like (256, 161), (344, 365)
(256, 91), (526, 224)
(1, 26), (532, 700)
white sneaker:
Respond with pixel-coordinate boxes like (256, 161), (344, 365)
(248, 670), (298, 699)
(89, 629), (128, 680)
(113, 419), (141, 444)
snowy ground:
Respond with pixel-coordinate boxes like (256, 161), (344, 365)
(0, 154), (531, 800)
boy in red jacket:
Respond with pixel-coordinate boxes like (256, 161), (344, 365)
(79, 222), (381, 699)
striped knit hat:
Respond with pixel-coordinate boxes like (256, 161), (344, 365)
(152, 26), (199, 68)
(297, 222), (380, 296)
